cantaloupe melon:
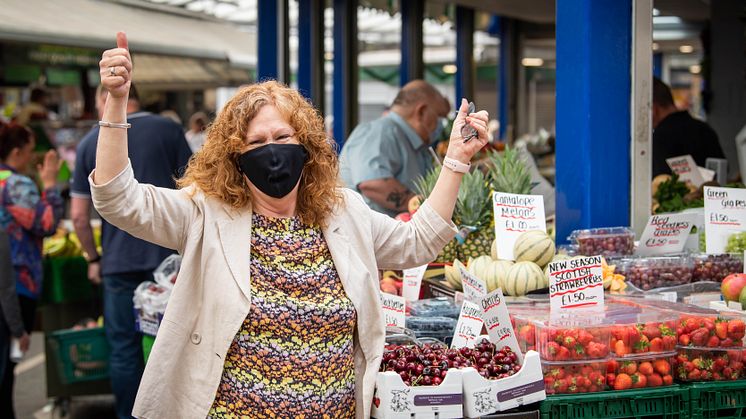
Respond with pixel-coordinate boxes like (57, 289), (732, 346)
(514, 230), (555, 268)
(491, 238), (499, 260)
(486, 260), (514, 292)
(467, 255), (493, 280)
(504, 261), (545, 296)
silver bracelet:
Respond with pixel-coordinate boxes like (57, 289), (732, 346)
(98, 121), (131, 129)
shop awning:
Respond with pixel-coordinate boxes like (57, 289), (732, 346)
(0, 0), (257, 68)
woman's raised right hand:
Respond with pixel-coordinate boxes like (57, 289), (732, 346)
(99, 32), (132, 99)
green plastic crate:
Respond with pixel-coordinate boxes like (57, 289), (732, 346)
(142, 334), (155, 364)
(688, 381), (746, 419)
(540, 385), (690, 419)
(48, 327), (110, 384)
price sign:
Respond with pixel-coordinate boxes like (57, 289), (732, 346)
(636, 213), (697, 256)
(547, 256), (605, 312)
(667, 155), (705, 187)
(451, 300), (484, 349)
(459, 265), (487, 303)
(493, 192), (546, 260)
(380, 293), (406, 328)
(479, 289), (523, 363)
(704, 186), (746, 254)
(401, 264), (428, 301)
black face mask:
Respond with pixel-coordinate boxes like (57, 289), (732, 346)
(237, 143), (308, 199)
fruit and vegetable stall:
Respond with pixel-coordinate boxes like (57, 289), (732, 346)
(372, 149), (746, 418)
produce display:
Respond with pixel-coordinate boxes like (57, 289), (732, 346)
(408, 297), (460, 319)
(504, 261), (546, 296)
(536, 324), (611, 361)
(610, 320), (678, 356)
(674, 347), (745, 381)
(405, 316), (456, 340)
(569, 227), (635, 257)
(693, 254), (743, 283)
(615, 256), (694, 291)
(677, 315), (745, 348)
(379, 339), (520, 386)
(543, 361), (607, 394)
(514, 230), (556, 267)
(606, 354), (675, 389)
(726, 232), (746, 253)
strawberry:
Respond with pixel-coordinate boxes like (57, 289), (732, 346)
(688, 369), (702, 380)
(607, 359), (619, 374)
(647, 373), (663, 387)
(727, 319), (746, 340)
(659, 324), (675, 337)
(707, 335), (721, 348)
(715, 320), (728, 340)
(556, 378), (569, 393)
(557, 346), (571, 361)
(577, 330), (594, 345)
(649, 337), (663, 352)
(663, 375), (673, 385)
(679, 334), (691, 346)
(573, 344), (585, 358)
(712, 358), (726, 373)
(703, 318), (716, 332)
(690, 328), (710, 347)
(643, 324), (662, 340)
(721, 338), (735, 347)
(662, 335), (678, 350)
(684, 317), (700, 333)
(634, 336), (651, 353)
(546, 342), (560, 359)
(615, 340), (630, 356)
(631, 372), (647, 388)
(564, 336), (577, 348)
(606, 373), (616, 387)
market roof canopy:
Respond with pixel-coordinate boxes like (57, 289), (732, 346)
(0, 0), (257, 67)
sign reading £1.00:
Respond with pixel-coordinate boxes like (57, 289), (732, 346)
(547, 256), (605, 312)
(493, 192), (546, 260)
(380, 293), (406, 328)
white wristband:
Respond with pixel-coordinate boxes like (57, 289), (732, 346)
(443, 156), (470, 174)
(99, 121), (131, 129)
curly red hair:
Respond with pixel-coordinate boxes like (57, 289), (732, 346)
(177, 81), (342, 227)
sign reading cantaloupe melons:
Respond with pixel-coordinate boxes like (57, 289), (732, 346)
(493, 192), (546, 260)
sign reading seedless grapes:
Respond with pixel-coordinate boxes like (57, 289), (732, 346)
(547, 256), (605, 312)
(493, 192), (546, 260)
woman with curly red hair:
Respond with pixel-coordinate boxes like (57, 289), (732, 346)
(90, 33), (489, 419)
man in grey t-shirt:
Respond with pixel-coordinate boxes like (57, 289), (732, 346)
(340, 80), (449, 216)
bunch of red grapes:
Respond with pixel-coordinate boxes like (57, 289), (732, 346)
(380, 338), (521, 386)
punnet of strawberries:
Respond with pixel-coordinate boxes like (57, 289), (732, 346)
(674, 347), (745, 381)
(538, 326), (610, 361)
(543, 362), (607, 394)
(611, 321), (678, 356)
(606, 355), (675, 390)
(677, 315), (745, 348)
(380, 339), (521, 386)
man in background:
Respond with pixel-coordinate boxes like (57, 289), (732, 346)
(339, 80), (449, 216)
(71, 83), (192, 419)
(652, 77), (724, 177)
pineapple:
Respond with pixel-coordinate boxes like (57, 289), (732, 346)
(486, 146), (532, 194)
(454, 169), (494, 260)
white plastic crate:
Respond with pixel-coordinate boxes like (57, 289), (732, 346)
(371, 368), (463, 419)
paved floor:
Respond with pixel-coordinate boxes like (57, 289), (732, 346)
(14, 332), (116, 419)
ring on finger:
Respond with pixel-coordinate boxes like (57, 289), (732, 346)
(109, 66), (116, 76)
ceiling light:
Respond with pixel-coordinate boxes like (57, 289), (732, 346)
(653, 8), (660, 16)
(679, 45), (694, 53)
(652, 42), (659, 51)
(442, 64), (457, 74)
(690, 65), (701, 74)
(521, 58), (544, 67)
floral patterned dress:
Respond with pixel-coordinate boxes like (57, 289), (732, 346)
(209, 213), (357, 418)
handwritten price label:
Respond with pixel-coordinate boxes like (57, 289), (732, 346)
(401, 264), (428, 301)
(493, 192), (546, 260)
(636, 213), (697, 256)
(479, 289), (523, 362)
(451, 300), (484, 349)
(380, 293), (406, 328)
(667, 155), (705, 187)
(459, 265), (487, 303)
(547, 256), (605, 312)
(704, 186), (746, 253)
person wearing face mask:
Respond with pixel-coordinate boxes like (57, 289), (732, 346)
(339, 80), (450, 217)
(91, 33), (489, 419)
(0, 122), (63, 418)
(70, 81), (192, 419)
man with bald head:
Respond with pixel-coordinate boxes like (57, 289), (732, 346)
(340, 80), (449, 216)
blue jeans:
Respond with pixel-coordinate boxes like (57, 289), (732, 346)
(104, 273), (150, 419)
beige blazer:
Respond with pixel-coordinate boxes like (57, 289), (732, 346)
(90, 163), (457, 419)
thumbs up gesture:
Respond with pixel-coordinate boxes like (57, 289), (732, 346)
(99, 32), (132, 99)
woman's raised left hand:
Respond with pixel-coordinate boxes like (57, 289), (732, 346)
(444, 98), (489, 164)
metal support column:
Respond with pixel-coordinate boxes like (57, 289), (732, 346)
(455, 6), (475, 105)
(400, 0), (424, 85)
(257, 0), (290, 82)
(332, 0), (358, 149)
(298, 0), (325, 110)
(555, 0), (633, 243)
(630, 0), (653, 236)
(497, 17), (518, 141)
